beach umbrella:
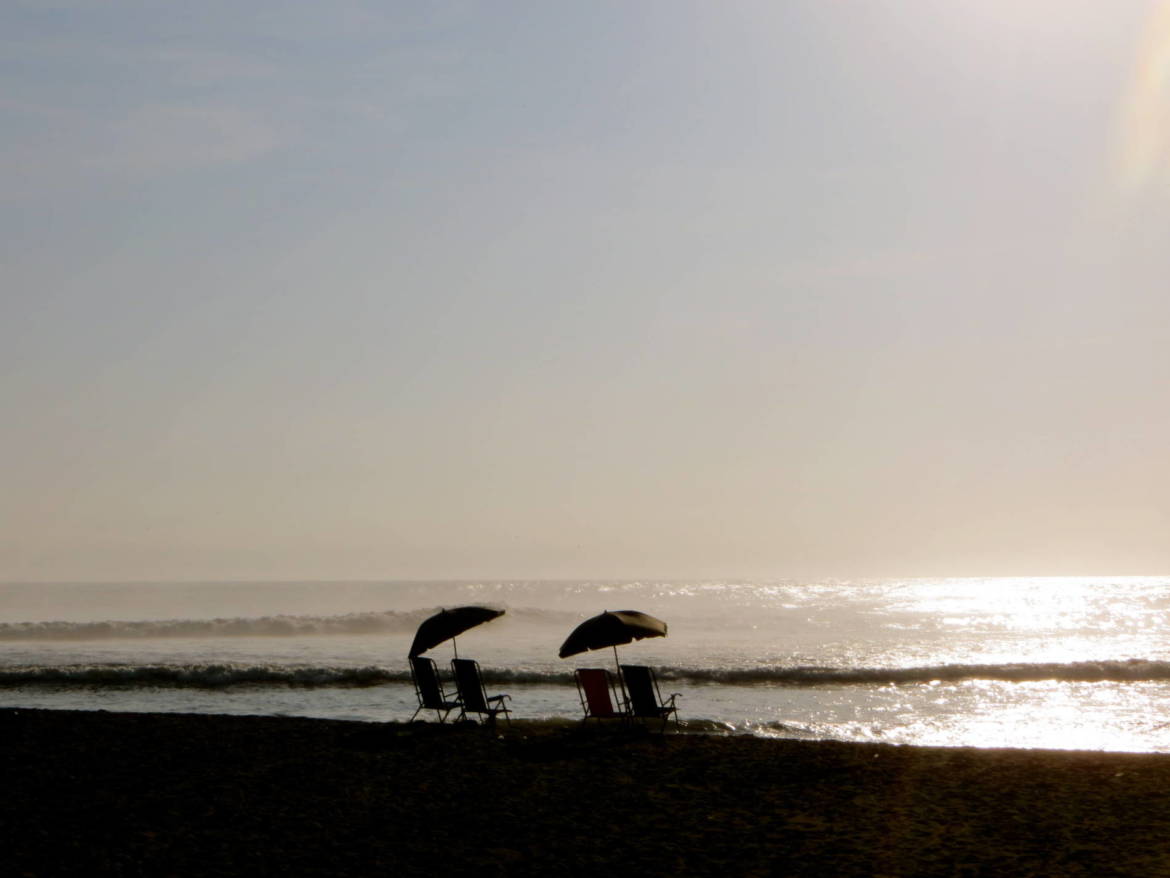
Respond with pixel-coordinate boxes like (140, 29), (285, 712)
(558, 610), (668, 676)
(408, 606), (505, 659)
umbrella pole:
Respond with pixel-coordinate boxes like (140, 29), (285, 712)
(613, 645), (629, 709)
(453, 637), (459, 660)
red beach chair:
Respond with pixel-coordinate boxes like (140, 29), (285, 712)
(409, 656), (461, 723)
(620, 665), (680, 731)
(451, 658), (511, 727)
(574, 668), (629, 724)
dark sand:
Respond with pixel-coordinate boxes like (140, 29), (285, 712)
(6, 709), (1170, 876)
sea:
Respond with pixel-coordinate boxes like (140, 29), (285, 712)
(3, 576), (1170, 753)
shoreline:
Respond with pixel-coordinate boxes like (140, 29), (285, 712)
(6, 708), (1170, 875)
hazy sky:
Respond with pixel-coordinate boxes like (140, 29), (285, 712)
(4, 1), (1170, 581)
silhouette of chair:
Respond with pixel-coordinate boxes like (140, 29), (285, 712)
(451, 658), (511, 726)
(574, 668), (630, 724)
(620, 665), (680, 731)
(409, 656), (461, 723)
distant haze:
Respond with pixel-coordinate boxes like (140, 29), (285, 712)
(3, 1), (1169, 581)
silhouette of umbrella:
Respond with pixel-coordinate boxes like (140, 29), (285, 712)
(558, 610), (668, 676)
(409, 606), (505, 658)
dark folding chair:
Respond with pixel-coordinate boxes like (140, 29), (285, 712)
(451, 658), (511, 727)
(574, 668), (630, 724)
(409, 656), (461, 723)
(620, 664), (680, 731)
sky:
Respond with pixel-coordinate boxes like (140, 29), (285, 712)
(3, 0), (1170, 582)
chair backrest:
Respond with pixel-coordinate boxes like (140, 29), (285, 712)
(451, 658), (489, 713)
(620, 665), (662, 716)
(410, 656), (446, 708)
(576, 668), (619, 717)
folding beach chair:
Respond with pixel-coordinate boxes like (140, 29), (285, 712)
(409, 656), (461, 723)
(451, 658), (511, 727)
(620, 665), (680, 731)
(574, 668), (630, 724)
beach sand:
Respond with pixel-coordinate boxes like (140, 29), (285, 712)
(5, 709), (1170, 876)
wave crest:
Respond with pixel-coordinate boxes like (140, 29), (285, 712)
(658, 660), (1170, 685)
(0, 606), (578, 642)
(0, 664), (403, 688)
(0, 610), (447, 642)
(4, 659), (1170, 689)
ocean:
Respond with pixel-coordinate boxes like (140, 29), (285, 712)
(3, 576), (1170, 753)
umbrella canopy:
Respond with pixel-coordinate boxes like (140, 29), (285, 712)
(558, 610), (668, 659)
(409, 606), (505, 658)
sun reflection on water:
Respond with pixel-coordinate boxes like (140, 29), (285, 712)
(889, 576), (1156, 627)
(867, 577), (1170, 667)
(820, 680), (1170, 753)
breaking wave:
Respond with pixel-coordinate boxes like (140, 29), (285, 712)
(0, 610), (449, 641)
(654, 660), (1170, 685)
(0, 664), (401, 687)
(0, 606), (573, 642)
(4, 659), (1170, 689)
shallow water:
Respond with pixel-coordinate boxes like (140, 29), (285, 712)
(4, 577), (1170, 751)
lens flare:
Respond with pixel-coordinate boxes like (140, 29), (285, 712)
(1118, 1), (1170, 191)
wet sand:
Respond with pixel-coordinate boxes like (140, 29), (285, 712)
(5, 708), (1170, 876)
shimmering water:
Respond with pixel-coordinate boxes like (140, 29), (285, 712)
(3, 577), (1170, 751)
